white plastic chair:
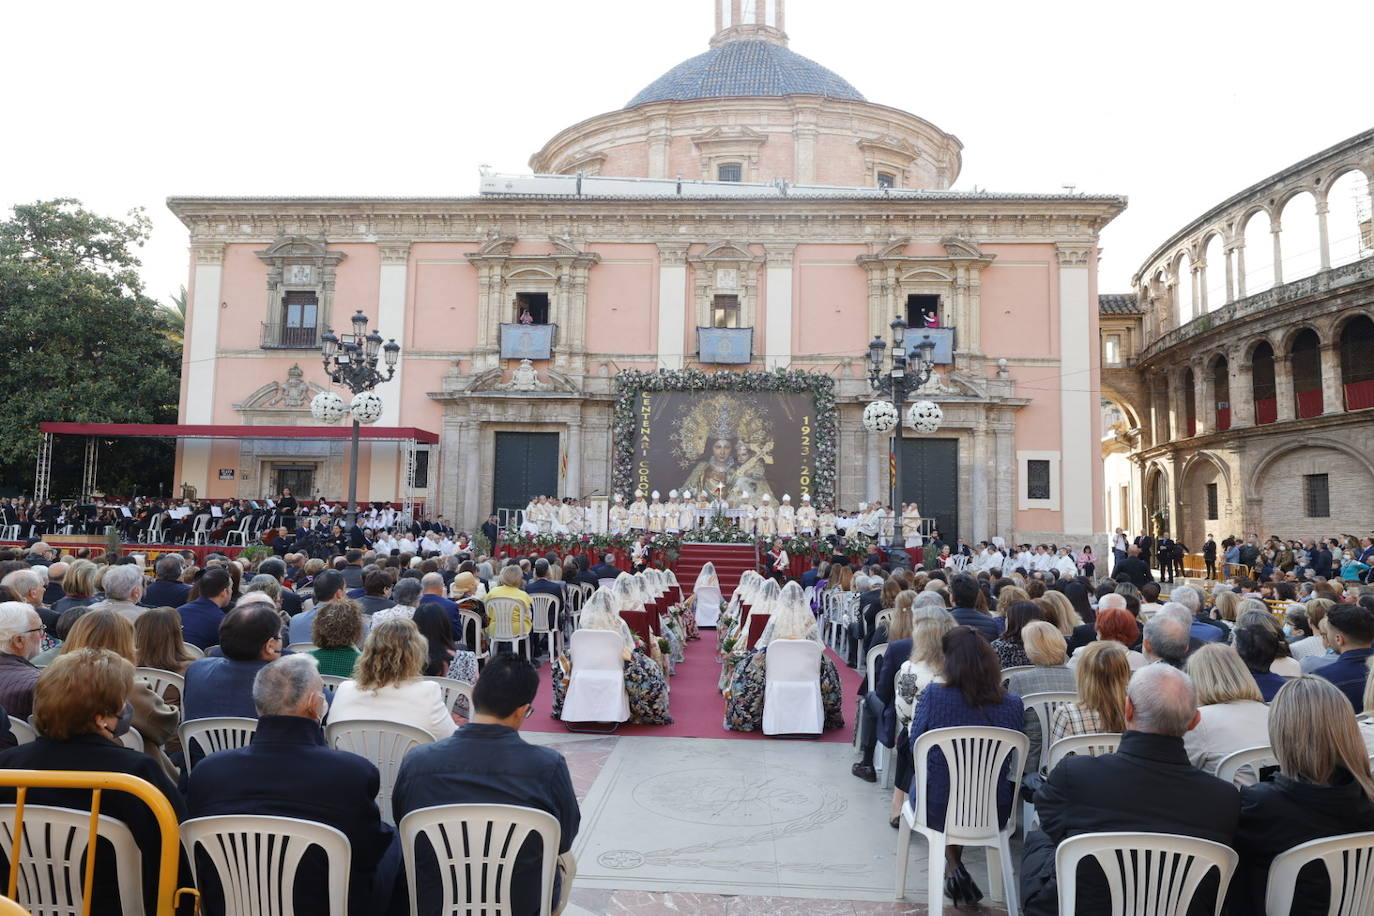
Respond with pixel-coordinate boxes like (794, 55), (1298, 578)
(530, 593), (562, 659)
(1055, 831), (1238, 916)
(119, 725), (144, 752)
(135, 666), (185, 705)
(181, 814), (351, 916)
(560, 629), (630, 726)
(0, 804), (143, 916)
(854, 643), (893, 786)
(1214, 744), (1277, 786)
(999, 665), (1034, 685)
(762, 638), (824, 736)
(875, 609), (894, 632)
(286, 642), (318, 654)
(320, 674), (347, 691)
(459, 608), (487, 662)
(326, 719), (435, 827)
(1045, 732), (1122, 772)
(224, 516), (252, 547)
(425, 676), (472, 719)
(178, 716), (258, 767)
(485, 596), (532, 661)
(399, 803), (561, 916)
(1264, 830), (1374, 916)
(1020, 691), (1079, 770)
(597, 577), (618, 591)
(190, 514), (213, 545)
(695, 584), (724, 627)
(8, 715), (36, 745)
(895, 725), (1028, 914)
(142, 515), (164, 544)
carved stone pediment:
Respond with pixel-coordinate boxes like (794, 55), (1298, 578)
(256, 236), (342, 263)
(857, 134), (919, 160)
(691, 125), (768, 152)
(234, 364), (328, 412)
(466, 361), (579, 394)
(691, 240), (760, 265)
(475, 234), (518, 257)
(942, 236), (989, 260)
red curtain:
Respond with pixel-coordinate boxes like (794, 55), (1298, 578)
(1345, 380), (1374, 411)
(1215, 408), (1231, 431)
(1255, 398), (1278, 425)
(1296, 389), (1323, 419)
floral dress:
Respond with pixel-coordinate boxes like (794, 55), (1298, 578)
(550, 629), (673, 725)
(722, 646), (845, 732)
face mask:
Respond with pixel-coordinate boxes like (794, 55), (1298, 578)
(110, 702), (134, 738)
(1282, 625), (1295, 639)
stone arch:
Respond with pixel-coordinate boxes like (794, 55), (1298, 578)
(1338, 313), (1374, 410)
(1172, 250), (1194, 324)
(1278, 189), (1322, 281)
(1143, 461), (1172, 536)
(1201, 231), (1227, 309)
(1179, 451), (1234, 550)
(1251, 438), (1374, 538)
(1240, 207), (1275, 294)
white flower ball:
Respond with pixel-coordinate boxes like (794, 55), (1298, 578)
(350, 390), (384, 425)
(907, 399), (944, 434)
(862, 400), (899, 433)
(309, 391), (346, 423)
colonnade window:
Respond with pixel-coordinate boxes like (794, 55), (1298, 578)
(1242, 209), (1275, 294)
(1183, 368), (1197, 436)
(1202, 234), (1225, 309)
(1279, 192), (1322, 282)
(1328, 170), (1373, 268)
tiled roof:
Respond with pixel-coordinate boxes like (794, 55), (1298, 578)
(1099, 293), (1141, 315)
(627, 40), (864, 108)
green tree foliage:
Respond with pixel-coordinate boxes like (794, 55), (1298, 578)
(0, 200), (181, 495)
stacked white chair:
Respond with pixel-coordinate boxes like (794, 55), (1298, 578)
(895, 725), (1027, 914)
(399, 803), (560, 916)
(560, 629), (630, 726)
(181, 814), (351, 916)
(762, 639), (824, 736)
(425, 676), (473, 719)
(0, 804), (143, 916)
(1054, 831), (1237, 915)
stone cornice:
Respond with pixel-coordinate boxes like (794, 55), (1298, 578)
(167, 196), (1126, 244)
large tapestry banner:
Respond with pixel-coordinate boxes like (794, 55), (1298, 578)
(613, 369), (837, 509)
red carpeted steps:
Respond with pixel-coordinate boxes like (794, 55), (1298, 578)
(675, 543), (757, 599)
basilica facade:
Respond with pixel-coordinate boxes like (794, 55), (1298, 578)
(169, 0), (1123, 545)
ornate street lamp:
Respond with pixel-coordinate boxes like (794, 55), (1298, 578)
(862, 315), (941, 544)
(309, 310), (400, 530)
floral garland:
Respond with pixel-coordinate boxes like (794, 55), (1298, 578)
(612, 368), (838, 510)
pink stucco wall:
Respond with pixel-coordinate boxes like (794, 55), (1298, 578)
(794, 245), (869, 357)
(587, 244), (657, 354)
(411, 243), (480, 352)
(980, 248), (1056, 358)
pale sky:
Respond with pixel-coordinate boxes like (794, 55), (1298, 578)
(4, 0), (1370, 308)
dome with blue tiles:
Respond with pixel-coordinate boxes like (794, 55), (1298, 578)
(627, 39), (865, 108)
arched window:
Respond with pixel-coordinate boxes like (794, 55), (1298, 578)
(1280, 192), (1321, 282)
(1340, 315), (1374, 409)
(1291, 328), (1323, 418)
(1211, 356), (1230, 431)
(1203, 234), (1226, 309)
(1252, 341), (1277, 424)
(1242, 210), (1274, 295)
(1174, 252), (1194, 325)
(1326, 170), (1371, 269)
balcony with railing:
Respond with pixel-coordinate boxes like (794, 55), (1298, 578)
(260, 322), (323, 349)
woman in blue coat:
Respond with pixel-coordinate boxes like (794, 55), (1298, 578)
(908, 625), (1025, 906)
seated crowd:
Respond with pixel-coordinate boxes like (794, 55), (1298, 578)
(2, 530), (1374, 913)
(840, 551), (1374, 914)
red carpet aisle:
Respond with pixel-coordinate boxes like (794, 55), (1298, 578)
(529, 643), (861, 742)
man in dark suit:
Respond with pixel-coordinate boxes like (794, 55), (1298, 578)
(480, 514), (500, 546)
(1134, 530), (1154, 571)
(571, 557), (600, 590)
(188, 655), (398, 915)
(143, 555), (191, 609)
(341, 549), (366, 590)
(1111, 546), (1154, 588)
(800, 559), (823, 590)
(947, 574), (1004, 641)
(179, 567), (233, 651)
(1202, 534), (1217, 580)
(257, 557), (303, 616)
(1156, 535), (1176, 583)
(393, 655), (579, 916)
(852, 628), (910, 783)
(418, 572), (462, 634)
(1310, 540), (1335, 580)
(1314, 603), (1374, 710)
(590, 553), (622, 581)
(525, 559), (566, 655)
(1020, 664), (1240, 915)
